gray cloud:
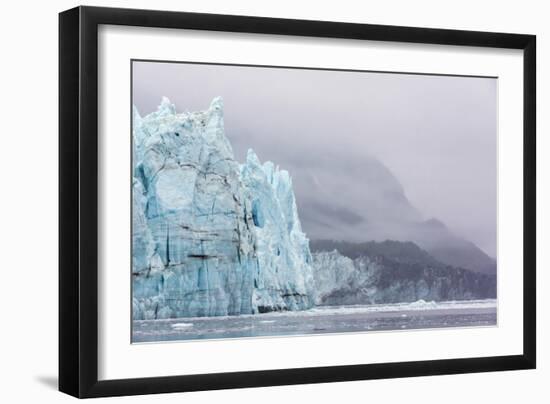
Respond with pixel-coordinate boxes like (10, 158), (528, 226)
(132, 61), (497, 257)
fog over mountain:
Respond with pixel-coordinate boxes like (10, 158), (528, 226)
(271, 148), (496, 274)
(132, 61), (497, 273)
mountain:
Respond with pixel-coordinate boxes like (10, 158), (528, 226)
(132, 97), (314, 319)
(287, 151), (496, 275)
(310, 240), (496, 305)
(412, 219), (497, 274)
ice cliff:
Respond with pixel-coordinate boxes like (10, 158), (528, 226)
(132, 97), (314, 319)
(311, 241), (497, 305)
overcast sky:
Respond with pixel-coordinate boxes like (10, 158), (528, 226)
(132, 61), (497, 257)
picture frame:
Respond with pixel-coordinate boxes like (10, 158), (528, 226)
(59, 5), (536, 398)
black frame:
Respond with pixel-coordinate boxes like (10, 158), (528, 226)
(59, 5), (536, 398)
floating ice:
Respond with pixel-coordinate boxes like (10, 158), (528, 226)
(171, 323), (194, 329)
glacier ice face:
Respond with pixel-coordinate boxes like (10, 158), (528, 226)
(311, 247), (497, 306)
(312, 250), (380, 305)
(239, 149), (314, 312)
(132, 97), (314, 319)
(311, 250), (356, 304)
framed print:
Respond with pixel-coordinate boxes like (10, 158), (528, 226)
(59, 6), (536, 398)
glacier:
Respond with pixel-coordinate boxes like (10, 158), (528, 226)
(132, 96), (496, 321)
(132, 97), (314, 320)
(311, 246), (496, 306)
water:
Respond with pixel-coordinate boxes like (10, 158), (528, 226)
(132, 299), (497, 343)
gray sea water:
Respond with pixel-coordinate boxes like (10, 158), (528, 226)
(132, 299), (497, 343)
